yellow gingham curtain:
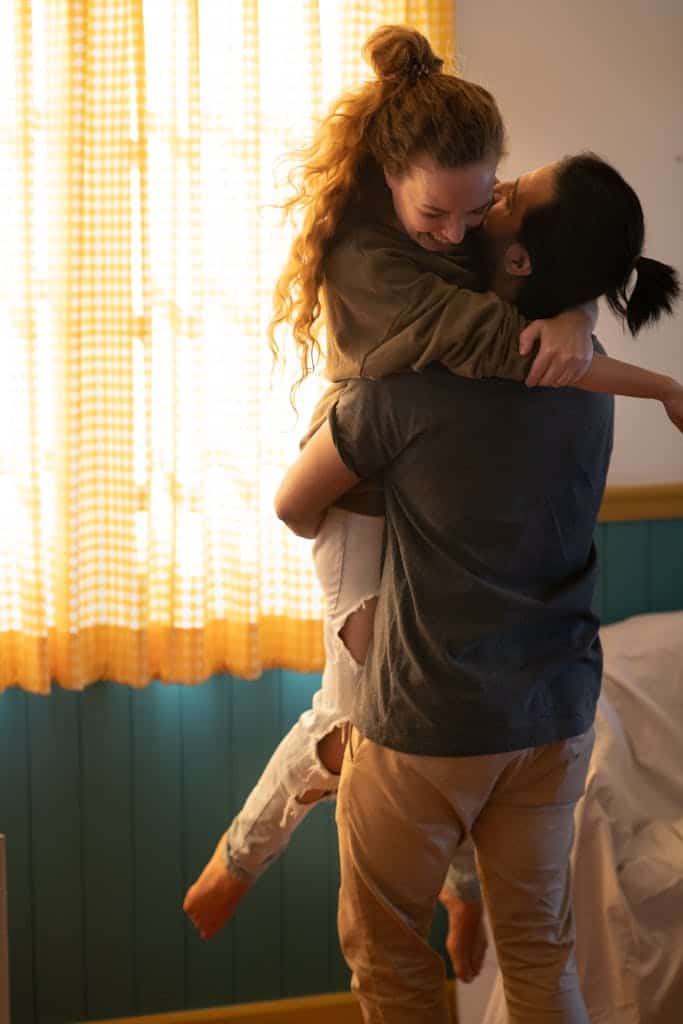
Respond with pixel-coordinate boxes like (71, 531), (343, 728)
(0, 1), (455, 693)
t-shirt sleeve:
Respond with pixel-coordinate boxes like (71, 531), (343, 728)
(328, 378), (417, 479)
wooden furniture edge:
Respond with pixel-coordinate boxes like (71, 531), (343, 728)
(76, 982), (458, 1024)
(598, 482), (683, 522)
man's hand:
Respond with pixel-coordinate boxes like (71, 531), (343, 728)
(663, 381), (683, 433)
(520, 303), (597, 388)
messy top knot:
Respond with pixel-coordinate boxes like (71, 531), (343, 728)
(363, 24), (444, 83)
(270, 25), (505, 393)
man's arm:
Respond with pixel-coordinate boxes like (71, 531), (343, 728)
(275, 422), (361, 538)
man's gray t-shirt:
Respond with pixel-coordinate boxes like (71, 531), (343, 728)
(329, 364), (614, 757)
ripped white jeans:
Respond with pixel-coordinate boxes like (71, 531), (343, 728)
(225, 507), (478, 901)
(225, 508), (382, 879)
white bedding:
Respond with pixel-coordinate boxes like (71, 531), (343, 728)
(479, 611), (683, 1024)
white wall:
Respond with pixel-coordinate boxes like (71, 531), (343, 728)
(456, 0), (683, 484)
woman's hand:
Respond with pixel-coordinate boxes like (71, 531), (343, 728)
(663, 381), (683, 433)
(520, 302), (597, 388)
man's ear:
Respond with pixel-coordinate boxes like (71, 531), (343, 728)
(503, 242), (532, 277)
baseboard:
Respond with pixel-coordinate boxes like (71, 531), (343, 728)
(77, 992), (361, 1024)
(78, 982), (458, 1024)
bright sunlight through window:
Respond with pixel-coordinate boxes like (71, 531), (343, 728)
(0, 1), (453, 690)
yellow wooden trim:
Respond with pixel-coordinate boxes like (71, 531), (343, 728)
(598, 482), (683, 523)
(77, 991), (361, 1024)
(79, 982), (458, 1024)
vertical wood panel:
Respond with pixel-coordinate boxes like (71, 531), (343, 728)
(80, 682), (135, 1018)
(326, 798), (351, 994)
(592, 525), (606, 621)
(132, 683), (185, 1013)
(0, 689), (35, 1024)
(181, 674), (235, 1010)
(230, 671), (283, 1004)
(280, 671), (332, 997)
(430, 904), (451, 978)
(650, 521), (683, 612)
(27, 687), (85, 1024)
(602, 522), (652, 624)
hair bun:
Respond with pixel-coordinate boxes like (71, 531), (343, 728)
(363, 25), (444, 82)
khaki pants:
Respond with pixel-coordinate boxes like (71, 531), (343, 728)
(336, 726), (594, 1024)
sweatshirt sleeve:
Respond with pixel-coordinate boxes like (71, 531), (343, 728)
(323, 228), (536, 384)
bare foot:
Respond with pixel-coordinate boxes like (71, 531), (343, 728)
(439, 890), (488, 984)
(184, 831), (252, 940)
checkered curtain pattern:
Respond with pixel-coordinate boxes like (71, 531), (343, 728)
(0, 0), (455, 692)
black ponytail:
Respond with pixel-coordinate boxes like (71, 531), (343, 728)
(607, 256), (681, 336)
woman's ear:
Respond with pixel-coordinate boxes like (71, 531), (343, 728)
(503, 242), (532, 277)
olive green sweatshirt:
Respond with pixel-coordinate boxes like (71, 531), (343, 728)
(306, 167), (536, 513)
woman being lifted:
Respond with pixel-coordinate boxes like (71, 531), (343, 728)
(184, 25), (680, 987)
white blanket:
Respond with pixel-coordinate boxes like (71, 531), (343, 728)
(480, 611), (683, 1024)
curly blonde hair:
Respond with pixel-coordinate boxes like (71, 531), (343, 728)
(269, 25), (505, 391)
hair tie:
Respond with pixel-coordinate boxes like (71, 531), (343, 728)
(408, 57), (433, 82)
(624, 263), (639, 300)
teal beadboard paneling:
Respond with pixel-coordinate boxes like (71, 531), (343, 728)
(181, 676), (235, 1010)
(603, 522), (653, 623)
(651, 520), (683, 609)
(0, 689), (34, 1024)
(132, 684), (185, 1013)
(80, 684), (135, 1019)
(279, 672), (342, 998)
(0, 518), (682, 1024)
(27, 686), (86, 1024)
(230, 670), (284, 1005)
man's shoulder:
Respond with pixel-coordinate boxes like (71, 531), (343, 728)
(340, 367), (452, 433)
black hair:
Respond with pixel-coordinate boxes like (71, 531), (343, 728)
(515, 153), (680, 334)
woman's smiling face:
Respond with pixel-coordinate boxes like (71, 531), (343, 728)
(384, 153), (499, 252)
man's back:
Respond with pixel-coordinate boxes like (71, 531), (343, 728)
(330, 362), (614, 756)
